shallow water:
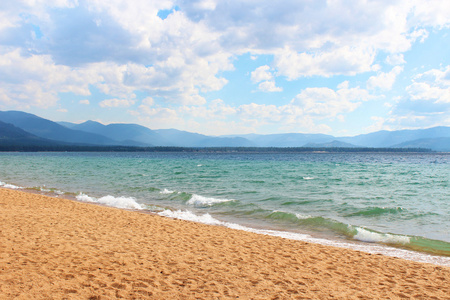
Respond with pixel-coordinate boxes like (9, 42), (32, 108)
(1, 152), (449, 265)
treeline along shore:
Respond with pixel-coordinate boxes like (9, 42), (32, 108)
(0, 145), (435, 153)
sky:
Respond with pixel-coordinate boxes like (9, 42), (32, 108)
(0, 0), (449, 137)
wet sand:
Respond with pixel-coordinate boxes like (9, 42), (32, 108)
(0, 188), (449, 299)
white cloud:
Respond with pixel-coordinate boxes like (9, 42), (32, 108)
(193, 0), (217, 11)
(137, 105), (178, 118)
(364, 116), (389, 133)
(251, 65), (273, 83)
(409, 28), (429, 43)
(99, 98), (135, 108)
(79, 99), (90, 105)
(141, 97), (154, 106)
(0, 49), (92, 108)
(131, 105), (185, 130)
(1, 1), (448, 97)
(406, 82), (450, 103)
(407, 65), (450, 103)
(386, 54), (406, 65)
(237, 102), (333, 134)
(371, 64), (382, 72)
(251, 65), (282, 92)
(337, 81), (349, 89)
(201, 84), (372, 132)
(291, 85), (371, 119)
(367, 66), (404, 91)
(239, 103), (286, 123)
(1, 0), (450, 133)
(415, 65), (450, 87)
(180, 0), (449, 79)
(0, 0), (233, 107)
(408, 0), (450, 28)
(274, 46), (375, 79)
(385, 65), (450, 129)
(258, 81), (282, 92)
(178, 93), (207, 105)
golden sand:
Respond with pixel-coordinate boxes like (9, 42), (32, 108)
(0, 188), (449, 299)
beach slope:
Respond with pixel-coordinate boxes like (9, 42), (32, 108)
(0, 188), (449, 299)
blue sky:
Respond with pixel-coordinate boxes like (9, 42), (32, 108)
(0, 0), (449, 136)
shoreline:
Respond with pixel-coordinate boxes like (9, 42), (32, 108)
(0, 146), (439, 153)
(1, 187), (449, 299)
(3, 182), (450, 267)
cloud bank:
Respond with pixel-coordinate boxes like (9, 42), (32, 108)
(0, 0), (449, 135)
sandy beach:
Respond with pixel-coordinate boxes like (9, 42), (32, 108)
(0, 188), (449, 299)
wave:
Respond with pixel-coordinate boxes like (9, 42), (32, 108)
(157, 209), (311, 237)
(353, 227), (410, 244)
(1, 175), (448, 265)
(160, 188), (175, 194)
(76, 193), (145, 210)
(186, 194), (235, 208)
(265, 210), (450, 256)
(160, 206), (450, 258)
(1, 181), (66, 196)
(0, 181), (23, 189)
(268, 211), (349, 233)
(158, 209), (450, 266)
(295, 213), (314, 219)
(158, 209), (223, 225)
(281, 199), (327, 206)
(345, 206), (405, 217)
(30, 186), (65, 195)
(354, 227), (450, 256)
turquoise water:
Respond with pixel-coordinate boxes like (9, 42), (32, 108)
(1, 152), (449, 265)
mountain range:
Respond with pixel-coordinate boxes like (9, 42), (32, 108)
(1, 110), (449, 151)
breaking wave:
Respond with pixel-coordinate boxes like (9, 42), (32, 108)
(187, 194), (235, 207)
(76, 193), (145, 210)
(0, 181), (23, 189)
(157, 208), (450, 266)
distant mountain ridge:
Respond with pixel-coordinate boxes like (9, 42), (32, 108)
(1, 110), (450, 151)
(391, 137), (450, 152)
(71, 121), (159, 146)
(0, 120), (63, 146)
(337, 127), (450, 148)
(303, 140), (358, 148)
(67, 120), (256, 147)
(0, 111), (119, 146)
(229, 133), (335, 147)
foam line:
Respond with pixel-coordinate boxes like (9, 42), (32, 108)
(187, 194), (235, 207)
(158, 209), (450, 267)
(76, 193), (145, 210)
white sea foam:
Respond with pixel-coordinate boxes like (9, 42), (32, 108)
(0, 181), (22, 189)
(303, 176), (315, 180)
(76, 193), (94, 202)
(39, 186), (65, 195)
(187, 194), (234, 207)
(158, 210), (222, 225)
(158, 209), (450, 267)
(76, 193), (144, 210)
(160, 188), (175, 194)
(354, 227), (411, 244)
(295, 213), (314, 219)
